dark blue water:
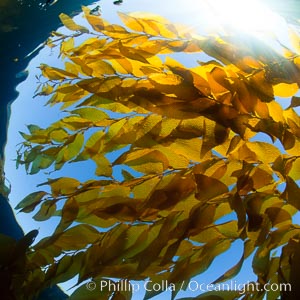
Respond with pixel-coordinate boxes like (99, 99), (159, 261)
(0, 0), (95, 156)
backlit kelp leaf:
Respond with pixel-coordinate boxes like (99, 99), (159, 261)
(70, 107), (109, 122)
(58, 116), (91, 131)
(282, 177), (300, 210)
(140, 18), (178, 39)
(39, 177), (81, 197)
(103, 24), (134, 40)
(78, 224), (131, 281)
(48, 252), (84, 286)
(131, 175), (161, 199)
(118, 12), (144, 32)
(15, 191), (47, 213)
(201, 119), (229, 157)
(30, 153), (55, 175)
(55, 197), (79, 234)
(136, 212), (184, 272)
(245, 141), (281, 164)
(37, 83), (53, 96)
(82, 6), (105, 32)
(73, 37), (107, 56)
(194, 173), (228, 201)
(65, 226), (100, 251)
(140, 65), (164, 75)
(289, 96), (300, 108)
(60, 38), (74, 58)
(119, 12), (178, 39)
(114, 148), (169, 174)
(78, 130), (105, 159)
(252, 245), (271, 279)
(118, 42), (150, 63)
(40, 64), (78, 80)
(77, 77), (122, 93)
(216, 221), (240, 239)
(56, 132), (84, 167)
(152, 145), (189, 169)
(286, 157), (300, 181)
(65, 61), (79, 76)
(273, 82), (299, 97)
(169, 238), (232, 283)
(59, 13), (89, 33)
(265, 207), (292, 227)
(229, 193), (247, 229)
(93, 153), (112, 177)
(106, 118), (127, 141)
(48, 128), (69, 143)
(206, 66), (230, 97)
(168, 138), (202, 162)
(138, 114), (162, 136)
(85, 59), (116, 77)
(33, 200), (56, 221)
(148, 72), (183, 86)
(189, 204), (217, 235)
(110, 58), (133, 74)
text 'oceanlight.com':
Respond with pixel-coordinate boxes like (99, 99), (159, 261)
(86, 279), (292, 295)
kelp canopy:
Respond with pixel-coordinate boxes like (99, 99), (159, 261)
(9, 4), (300, 300)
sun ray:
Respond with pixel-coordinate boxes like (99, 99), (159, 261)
(203, 0), (282, 35)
